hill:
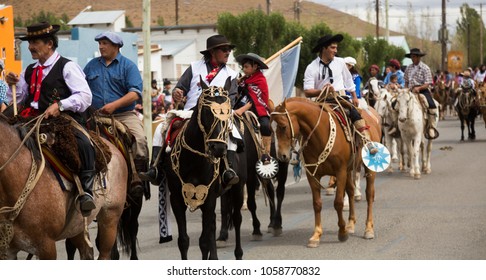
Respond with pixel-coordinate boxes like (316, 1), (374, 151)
(4, 0), (401, 38)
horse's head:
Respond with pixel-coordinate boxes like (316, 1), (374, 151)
(271, 99), (299, 163)
(196, 77), (232, 159)
(396, 89), (413, 123)
(367, 78), (383, 100)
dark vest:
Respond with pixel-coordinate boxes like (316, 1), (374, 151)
(24, 56), (85, 124)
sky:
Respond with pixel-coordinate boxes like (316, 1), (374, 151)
(310, 0), (485, 40)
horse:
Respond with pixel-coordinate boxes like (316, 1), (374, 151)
(455, 87), (480, 141)
(433, 80), (449, 120)
(216, 113), (289, 253)
(368, 78), (404, 170)
(479, 87), (486, 128)
(0, 114), (128, 259)
(160, 78), (232, 260)
(395, 90), (434, 179)
(272, 97), (381, 247)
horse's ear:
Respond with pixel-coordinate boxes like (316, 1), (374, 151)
(200, 76), (208, 90)
(224, 77), (232, 92)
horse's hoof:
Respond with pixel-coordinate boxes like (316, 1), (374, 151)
(338, 232), (349, 242)
(392, 157), (399, 163)
(424, 168), (431, 174)
(414, 174), (421, 179)
(346, 224), (355, 234)
(251, 234), (263, 241)
(307, 239), (320, 248)
(272, 228), (283, 237)
(241, 204), (248, 211)
(216, 240), (227, 248)
(364, 230), (375, 239)
(354, 195), (362, 202)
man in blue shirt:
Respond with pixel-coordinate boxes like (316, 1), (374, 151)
(84, 32), (148, 196)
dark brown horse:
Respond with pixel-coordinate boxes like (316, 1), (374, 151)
(433, 80), (449, 120)
(272, 97), (381, 247)
(0, 114), (127, 259)
(455, 88), (480, 141)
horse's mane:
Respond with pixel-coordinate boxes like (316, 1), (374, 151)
(0, 114), (41, 161)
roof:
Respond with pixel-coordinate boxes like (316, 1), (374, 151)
(150, 40), (195, 56)
(68, 10), (125, 25)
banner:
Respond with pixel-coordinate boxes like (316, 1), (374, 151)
(447, 51), (463, 74)
(264, 43), (301, 104)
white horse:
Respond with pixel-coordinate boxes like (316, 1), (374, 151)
(395, 90), (435, 179)
(368, 79), (405, 171)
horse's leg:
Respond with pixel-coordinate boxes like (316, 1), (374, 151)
(246, 171), (262, 241)
(422, 139), (432, 174)
(272, 160), (289, 236)
(170, 191), (189, 260)
(345, 171), (357, 235)
(231, 183), (244, 260)
(460, 116), (465, 141)
(307, 174), (323, 248)
(199, 195), (218, 260)
(65, 238), (77, 260)
(411, 136), (422, 179)
(67, 233), (94, 260)
(95, 207), (123, 260)
(265, 179), (278, 234)
(334, 170), (349, 242)
(470, 115), (476, 139)
(216, 191), (231, 247)
(363, 169), (376, 239)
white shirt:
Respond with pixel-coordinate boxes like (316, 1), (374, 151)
(303, 56), (355, 93)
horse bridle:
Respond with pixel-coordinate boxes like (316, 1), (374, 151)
(271, 108), (298, 151)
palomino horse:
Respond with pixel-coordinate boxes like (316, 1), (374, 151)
(217, 113), (289, 253)
(160, 78), (232, 260)
(455, 87), (480, 141)
(272, 97), (381, 247)
(395, 90), (435, 179)
(478, 86), (486, 128)
(0, 114), (127, 259)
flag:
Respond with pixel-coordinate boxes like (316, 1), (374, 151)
(264, 43), (301, 104)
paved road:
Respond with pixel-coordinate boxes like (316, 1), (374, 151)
(54, 115), (486, 260)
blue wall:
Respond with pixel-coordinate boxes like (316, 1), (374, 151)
(20, 27), (138, 69)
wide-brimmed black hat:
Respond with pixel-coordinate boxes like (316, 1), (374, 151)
(405, 48), (426, 58)
(235, 53), (268, 69)
(19, 22), (60, 41)
(200, 35), (235, 55)
(312, 34), (343, 53)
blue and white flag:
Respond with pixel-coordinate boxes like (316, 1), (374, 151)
(264, 43), (301, 104)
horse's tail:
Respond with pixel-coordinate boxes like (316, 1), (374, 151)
(220, 190), (235, 231)
(116, 194), (143, 257)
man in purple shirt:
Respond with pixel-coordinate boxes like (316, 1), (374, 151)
(6, 22), (96, 216)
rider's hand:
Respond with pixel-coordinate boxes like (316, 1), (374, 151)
(352, 97), (359, 107)
(173, 88), (184, 103)
(44, 102), (61, 119)
(100, 103), (117, 115)
(5, 72), (19, 86)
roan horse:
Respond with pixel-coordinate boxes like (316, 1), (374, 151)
(0, 114), (127, 259)
(160, 78), (232, 260)
(395, 90), (434, 179)
(272, 97), (381, 247)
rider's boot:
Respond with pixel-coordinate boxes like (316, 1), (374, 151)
(79, 169), (96, 217)
(222, 150), (239, 188)
(131, 157), (148, 198)
(354, 119), (378, 155)
(139, 146), (163, 185)
(261, 136), (273, 164)
(427, 108), (439, 139)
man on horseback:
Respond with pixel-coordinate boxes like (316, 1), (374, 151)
(83, 32), (148, 196)
(403, 48), (439, 139)
(303, 34), (378, 155)
(5, 21), (96, 216)
(140, 35), (239, 189)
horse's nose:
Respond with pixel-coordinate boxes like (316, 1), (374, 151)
(208, 142), (227, 158)
(398, 117), (406, 122)
(277, 153), (290, 163)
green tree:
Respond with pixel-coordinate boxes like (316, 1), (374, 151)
(456, 4), (483, 67)
(23, 11), (70, 30)
(360, 36), (406, 81)
(126, 16), (134, 28)
(157, 16), (165, 26)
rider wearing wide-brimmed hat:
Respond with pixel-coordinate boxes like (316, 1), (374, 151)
(303, 34), (378, 154)
(403, 47), (439, 139)
(5, 21), (96, 216)
(140, 34), (240, 189)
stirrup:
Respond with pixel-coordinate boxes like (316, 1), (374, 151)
(222, 169), (239, 186)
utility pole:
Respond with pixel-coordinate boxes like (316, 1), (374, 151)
(376, 0), (379, 39)
(267, 0), (271, 15)
(294, 0), (301, 23)
(441, 0), (447, 71)
(175, 0), (179, 25)
(385, 0), (389, 41)
(143, 0), (152, 150)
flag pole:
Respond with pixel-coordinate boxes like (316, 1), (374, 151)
(264, 36), (303, 64)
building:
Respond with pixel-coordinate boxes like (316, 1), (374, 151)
(68, 10), (126, 32)
(0, 5), (22, 75)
